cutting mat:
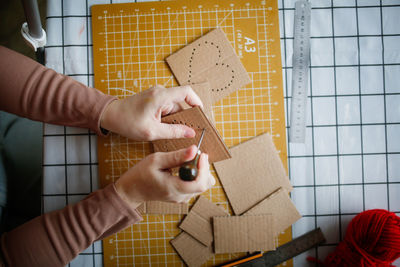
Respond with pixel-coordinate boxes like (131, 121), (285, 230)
(92, 0), (288, 266)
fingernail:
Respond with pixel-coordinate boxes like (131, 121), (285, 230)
(184, 128), (195, 138)
(211, 177), (216, 186)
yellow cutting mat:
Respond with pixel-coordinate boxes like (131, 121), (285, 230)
(92, 0), (289, 266)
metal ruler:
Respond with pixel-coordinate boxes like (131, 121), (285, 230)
(220, 228), (326, 267)
(289, 0), (311, 143)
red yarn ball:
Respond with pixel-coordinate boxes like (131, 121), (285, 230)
(324, 209), (400, 267)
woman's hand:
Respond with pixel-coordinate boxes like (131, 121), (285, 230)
(100, 85), (203, 141)
(114, 145), (215, 209)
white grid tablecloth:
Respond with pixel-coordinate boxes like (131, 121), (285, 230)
(42, 0), (400, 266)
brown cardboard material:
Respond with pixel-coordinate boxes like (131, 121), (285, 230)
(152, 106), (231, 163)
(137, 203), (146, 214)
(179, 82), (214, 122)
(139, 201), (188, 214)
(179, 195), (228, 246)
(244, 188), (301, 236)
(166, 28), (251, 104)
(213, 133), (292, 215)
(213, 214), (275, 253)
(170, 232), (213, 267)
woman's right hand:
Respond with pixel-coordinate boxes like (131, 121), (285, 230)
(114, 145), (215, 209)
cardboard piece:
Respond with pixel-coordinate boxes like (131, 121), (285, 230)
(152, 106), (231, 163)
(137, 203), (146, 214)
(213, 214), (275, 253)
(213, 133), (292, 215)
(179, 195), (228, 246)
(179, 82), (214, 122)
(244, 188), (301, 236)
(170, 232), (213, 267)
(166, 28), (251, 104)
(139, 201), (188, 214)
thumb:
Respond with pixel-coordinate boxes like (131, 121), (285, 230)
(153, 123), (196, 140)
(157, 145), (197, 169)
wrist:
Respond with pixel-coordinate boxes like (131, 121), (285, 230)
(114, 179), (144, 210)
(100, 99), (119, 133)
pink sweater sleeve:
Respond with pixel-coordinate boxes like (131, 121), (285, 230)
(0, 46), (143, 266)
(1, 184), (142, 266)
(0, 46), (116, 135)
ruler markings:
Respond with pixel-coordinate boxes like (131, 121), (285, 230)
(289, 0), (311, 143)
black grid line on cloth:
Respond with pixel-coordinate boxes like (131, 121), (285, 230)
(379, 0), (391, 211)
(61, 0), (69, 210)
(355, 0), (367, 213)
(87, 0), (98, 264)
(331, 0), (343, 245)
(308, 14), (319, 264)
(308, 35), (320, 263)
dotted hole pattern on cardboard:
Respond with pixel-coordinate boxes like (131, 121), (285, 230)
(187, 40), (235, 92)
(171, 119), (202, 129)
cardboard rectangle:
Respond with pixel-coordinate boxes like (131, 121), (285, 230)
(213, 133), (292, 215)
(213, 214), (275, 253)
(139, 201), (188, 214)
(179, 195), (228, 246)
(137, 203), (146, 214)
(244, 188), (301, 236)
(179, 82), (214, 122)
(166, 28), (251, 104)
(170, 232), (213, 267)
(152, 106), (231, 163)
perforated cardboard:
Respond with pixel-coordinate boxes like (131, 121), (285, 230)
(139, 201), (188, 214)
(170, 232), (214, 267)
(166, 28), (251, 104)
(213, 133), (292, 215)
(179, 195), (228, 246)
(152, 106), (231, 163)
(213, 214), (275, 253)
(244, 188), (301, 236)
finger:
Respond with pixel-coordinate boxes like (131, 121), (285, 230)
(154, 123), (196, 140)
(197, 153), (215, 188)
(156, 145), (197, 169)
(168, 101), (189, 115)
(174, 153), (212, 194)
(163, 85), (204, 109)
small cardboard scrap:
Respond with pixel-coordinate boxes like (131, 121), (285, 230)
(138, 201), (188, 214)
(179, 82), (214, 122)
(179, 195), (228, 246)
(152, 106), (231, 163)
(244, 188), (301, 236)
(213, 133), (292, 215)
(166, 28), (251, 104)
(171, 232), (213, 267)
(213, 214), (275, 253)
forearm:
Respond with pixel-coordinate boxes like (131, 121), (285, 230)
(0, 46), (116, 135)
(0, 183), (142, 267)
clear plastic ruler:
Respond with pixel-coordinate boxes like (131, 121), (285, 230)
(289, 0), (311, 143)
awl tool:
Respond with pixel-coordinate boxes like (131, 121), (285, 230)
(179, 128), (205, 181)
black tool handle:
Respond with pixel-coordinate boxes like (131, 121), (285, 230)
(179, 153), (200, 181)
